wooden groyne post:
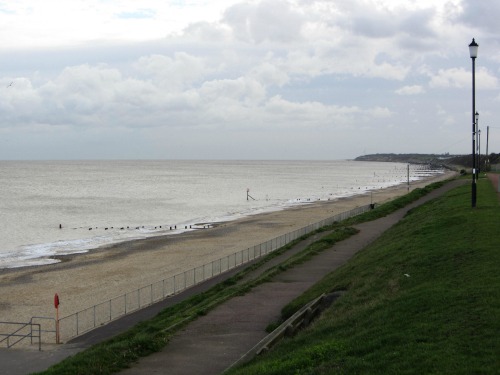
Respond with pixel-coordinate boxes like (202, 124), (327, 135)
(247, 188), (256, 201)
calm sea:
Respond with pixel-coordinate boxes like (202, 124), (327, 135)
(0, 160), (442, 269)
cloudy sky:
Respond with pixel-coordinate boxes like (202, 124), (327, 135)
(0, 0), (499, 160)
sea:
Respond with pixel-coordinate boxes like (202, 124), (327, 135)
(0, 160), (444, 269)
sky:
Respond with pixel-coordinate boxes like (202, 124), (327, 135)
(0, 0), (499, 160)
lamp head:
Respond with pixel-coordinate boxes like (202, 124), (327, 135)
(469, 38), (479, 58)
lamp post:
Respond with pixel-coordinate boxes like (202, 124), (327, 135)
(478, 129), (481, 174)
(469, 38), (479, 207)
(486, 126), (489, 170)
(475, 111), (480, 174)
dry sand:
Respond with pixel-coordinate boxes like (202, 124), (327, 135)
(0, 171), (455, 339)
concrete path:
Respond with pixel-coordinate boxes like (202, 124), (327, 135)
(118, 180), (465, 375)
(0, 179), (465, 375)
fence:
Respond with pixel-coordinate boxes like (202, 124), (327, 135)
(4, 203), (369, 346)
(0, 321), (41, 350)
(227, 293), (328, 370)
(31, 317), (57, 344)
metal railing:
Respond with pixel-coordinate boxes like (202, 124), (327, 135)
(3, 203), (370, 346)
(0, 321), (41, 350)
(226, 293), (327, 371)
(31, 317), (56, 344)
(56, 204), (370, 342)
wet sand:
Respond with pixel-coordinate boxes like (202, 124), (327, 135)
(0, 171), (455, 333)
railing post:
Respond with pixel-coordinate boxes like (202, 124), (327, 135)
(37, 324), (41, 351)
(35, 323), (41, 351)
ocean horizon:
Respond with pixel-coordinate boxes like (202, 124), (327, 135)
(0, 159), (443, 269)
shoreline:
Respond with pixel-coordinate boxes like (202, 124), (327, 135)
(0, 171), (455, 332)
(0, 176), (433, 275)
(0, 160), (445, 271)
(0, 174), (446, 272)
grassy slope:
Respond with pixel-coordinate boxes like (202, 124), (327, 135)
(228, 178), (500, 374)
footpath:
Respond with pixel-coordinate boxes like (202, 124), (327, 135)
(0, 179), (465, 375)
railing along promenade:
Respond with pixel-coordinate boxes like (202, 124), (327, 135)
(2, 203), (371, 348)
(0, 321), (42, 350)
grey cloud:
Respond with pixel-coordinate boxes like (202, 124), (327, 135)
(341, 4), (436, 41)
(400, 9), (436, 38)
(458, 0), (500, 34)
(347, 15), (398, 38)
(396, 36), (435, 53)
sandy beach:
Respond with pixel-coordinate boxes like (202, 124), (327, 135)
(0, 171), (455, 342)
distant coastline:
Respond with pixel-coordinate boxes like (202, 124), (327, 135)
(355, 153), (500, 169)
(354, 153), (465, 170)
(355, 153), (459, 164)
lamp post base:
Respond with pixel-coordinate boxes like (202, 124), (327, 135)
(472, 182), (477, 207)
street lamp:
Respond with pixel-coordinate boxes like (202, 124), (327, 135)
(469, 38), (478, 207)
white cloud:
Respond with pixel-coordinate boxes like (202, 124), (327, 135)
(222, 0), (304, 43)
(429, 67), (499, 89)
(261, 96), (392, 129)
(249, 61), (290, 87)
(135, 53), (207, 90)
(396, 85), (425, 95)
(0, 0), (234, 48)
(199, 77), (267, 107)
(181, 21), (230, 42)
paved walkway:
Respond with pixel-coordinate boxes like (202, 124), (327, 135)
(119, 179), (465, 375)
(487, 173), (500, 198)
(0, 179), (465, 375)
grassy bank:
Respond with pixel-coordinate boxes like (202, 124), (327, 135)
(227, 178), (500, 374)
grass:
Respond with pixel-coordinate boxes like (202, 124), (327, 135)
(225, 178), (500, 375)
(35, 178), (464, 374)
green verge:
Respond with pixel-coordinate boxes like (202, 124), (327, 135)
(35, 178), (452, 375)
(226, 178), (500, 375)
